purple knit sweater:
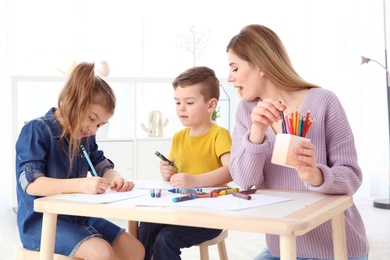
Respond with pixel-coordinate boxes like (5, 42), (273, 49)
(230, 88), (369, 258)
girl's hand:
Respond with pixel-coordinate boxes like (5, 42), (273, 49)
(250, 99), (286, 143)
(160, 159), (177, 181)
(110, 177), (135, 192)
(81, 177), (110, 194)
(170, 173), (196, 188)
(294, 141), (324, 186)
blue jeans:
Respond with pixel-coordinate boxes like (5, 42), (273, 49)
(254, 248), (368, 260)
(138, 222), (222, 260)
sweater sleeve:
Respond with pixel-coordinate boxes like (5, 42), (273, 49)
(230, 100), (271, 190)
(305, 90), (363, 195)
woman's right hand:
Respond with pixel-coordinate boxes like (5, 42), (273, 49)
(80, 177), (110, 194)
(160, 159), (177, 181)
(250, 99), (286, 144)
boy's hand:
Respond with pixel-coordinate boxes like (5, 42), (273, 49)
(160, 159), (177, 181)
(110, 178), (135, 192)
(170, 173), (196, 188)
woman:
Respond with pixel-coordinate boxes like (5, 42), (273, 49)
(226, 24), (369, 260)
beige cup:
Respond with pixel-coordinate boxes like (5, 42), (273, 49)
(271, 134), (311, 168)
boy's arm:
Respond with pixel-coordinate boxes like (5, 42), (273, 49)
(192, 152), (232, 187)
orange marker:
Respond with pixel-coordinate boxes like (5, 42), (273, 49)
(193, 192), (220, 198)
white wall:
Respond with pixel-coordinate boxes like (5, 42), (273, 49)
(1, 0), (389, 211)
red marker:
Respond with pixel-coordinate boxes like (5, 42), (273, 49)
(239, 189), (257, 195)
(232, 192), (251, 200)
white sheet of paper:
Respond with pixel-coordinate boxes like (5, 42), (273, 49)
(133, 180), (174, 190)
(52, 189), (149, 203)
(127, 191), (292, 211)
(50, 186), (293, 212)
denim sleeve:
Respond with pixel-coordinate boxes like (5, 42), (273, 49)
(16, 120), (49, 191)
(87, 136), (114, 177)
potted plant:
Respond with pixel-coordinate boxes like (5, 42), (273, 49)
(212, 106), (220, 122)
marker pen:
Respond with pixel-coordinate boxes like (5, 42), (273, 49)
(232, 192), (252, 200)
(194, 192), (220, 198)
(155, 151), (178, 170)
(168, 188), (202, 194)
(80, 145), (98, 177)
(239, 189), (257, 195)
(172, 194), (196, 203)
(219, 188), (240, 195)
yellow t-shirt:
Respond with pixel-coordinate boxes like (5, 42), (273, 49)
(168, 124), (231, 176)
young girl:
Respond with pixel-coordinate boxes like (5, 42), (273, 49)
(226, 24), (369, 260)
(15, 62), (144, 260)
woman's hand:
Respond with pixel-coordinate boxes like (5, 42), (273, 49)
(294, 141), (324, 186)
(160, 159), (177, 181)
(250, 99), (286, 143)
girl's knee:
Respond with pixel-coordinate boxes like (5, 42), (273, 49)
(74, 237), (114, 260)
(114, 231), (145, 260)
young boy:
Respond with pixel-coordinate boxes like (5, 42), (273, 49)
(138, 66), (232, 260)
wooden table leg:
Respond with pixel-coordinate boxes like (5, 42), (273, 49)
(279, 235), (296, 260)
(128, 221), (139, 238)
(39, 212), (57, 260)
(332, 212), (347, 260)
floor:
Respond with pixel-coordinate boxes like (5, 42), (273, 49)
(1, 196), (389, 260)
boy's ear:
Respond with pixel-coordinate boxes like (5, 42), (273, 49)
(208, 98), (218, 112)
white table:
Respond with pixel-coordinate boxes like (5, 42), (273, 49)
(34, 189), (352, 260)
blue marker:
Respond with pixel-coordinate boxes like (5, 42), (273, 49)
(172, 194), (196, 203)
(168, 188), (202, 194)
(80, 145), (98, 177)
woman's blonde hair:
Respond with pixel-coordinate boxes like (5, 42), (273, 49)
(226, 24), (319, 90)
(56, 62), (116, 167)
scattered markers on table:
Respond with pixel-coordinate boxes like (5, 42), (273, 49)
(150, 189), (161, 198)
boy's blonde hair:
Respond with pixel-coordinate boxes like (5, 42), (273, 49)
(172, 66), (220, 102)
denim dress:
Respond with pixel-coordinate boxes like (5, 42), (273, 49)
(15, 108), (124, 257)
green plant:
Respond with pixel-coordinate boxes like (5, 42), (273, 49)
(212, 106), (220, 121)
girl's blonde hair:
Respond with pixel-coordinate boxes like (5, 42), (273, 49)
(226, 24), (319, 90)
(56, 62), (116, 167)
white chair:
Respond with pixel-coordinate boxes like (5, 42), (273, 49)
(195, 229), (229, 260)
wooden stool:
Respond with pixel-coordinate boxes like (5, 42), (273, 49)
(14, 246), (83, 260)
(196, 229), (228, 260)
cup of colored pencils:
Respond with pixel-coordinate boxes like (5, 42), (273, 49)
(280, 109), (314, 137)
(271, 108), (314, 168)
